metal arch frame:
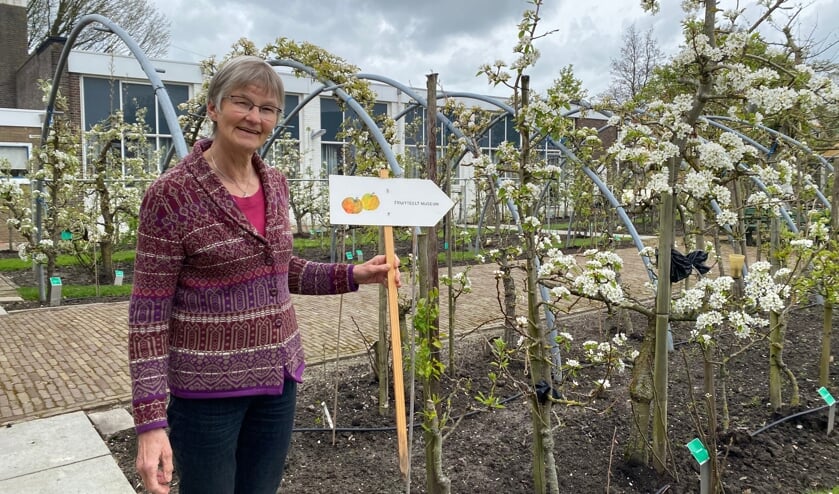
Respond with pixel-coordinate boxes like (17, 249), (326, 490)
(261, 82), (334, 158)
(34, 13), (188, 301)
(418, 91), (653, 379)
(705, 115), (834, 173)
(40, 15), (188, 163)
(572, 102), (827, 268)
(266, 60), (404, 177)
(357, 73), (480, 158)
(701, 116), (829, 214)
(696, 120), (798, 233)
(440, 91), (656, 280)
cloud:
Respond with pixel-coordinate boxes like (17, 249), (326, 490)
(151, 0), (839, 96)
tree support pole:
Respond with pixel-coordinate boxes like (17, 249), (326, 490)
(380, 169), (408, 476)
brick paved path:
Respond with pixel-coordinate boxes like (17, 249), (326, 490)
(3, 245), (726, 426)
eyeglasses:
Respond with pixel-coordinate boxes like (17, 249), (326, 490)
(223, 95), (282, 121)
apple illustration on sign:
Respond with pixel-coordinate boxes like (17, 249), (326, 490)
(341, 193), (379, 214)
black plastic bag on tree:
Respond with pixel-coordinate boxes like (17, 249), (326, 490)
(670, 248), (711, 283)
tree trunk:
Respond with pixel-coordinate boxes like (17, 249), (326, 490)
(820, 302), (833, 387)
(768, 310), (784, 410)
(768, 217), (783, 410)
(423, 398), (451, 493)
(702, 347), (720, 492)
(420, 72), (447, 492)
(99, 239), (114, 284)
(502, 264), (517, 348)
(652, 155), (677, 473)
(294, 209), (305, 236)
(625, 315), (655, 465)
(520, 75), (559, 494)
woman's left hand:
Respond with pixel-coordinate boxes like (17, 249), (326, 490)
(353, 254), (401, 287)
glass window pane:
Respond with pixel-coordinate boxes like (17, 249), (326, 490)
(0, 146), (29, 175)
(490, 117), (506, 147)
(373, 102), (388, 117)
(282, 95), (300, 140)
(83, 77), (119, 130)
(157, 84), (189, 135)
(478, 128), (490, 148)
(322, 142), (344, 174)
(123, 83), (155, 131)
(403, 107), (424, 146)
(506, 115), (520, 144)
(157, 137), (173, 172)
(320, 98), (342, 142)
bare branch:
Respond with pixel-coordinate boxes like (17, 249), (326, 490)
(27, 0), (170, 57)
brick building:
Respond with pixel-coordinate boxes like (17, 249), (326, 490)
(0, 0), (615, 235)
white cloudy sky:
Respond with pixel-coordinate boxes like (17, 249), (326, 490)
(150, 0), (839, 97)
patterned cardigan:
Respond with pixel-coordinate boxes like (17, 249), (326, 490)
(128, 140), (356, 433)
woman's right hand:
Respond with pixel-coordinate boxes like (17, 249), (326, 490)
(136, 428), (174, 494)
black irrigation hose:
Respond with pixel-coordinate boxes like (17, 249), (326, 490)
(652, 403), (833, 494)
(292, 391), (525, 434)
(749, 404), (830, 437)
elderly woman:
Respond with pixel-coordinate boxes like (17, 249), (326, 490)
(129, 55), (398, 494)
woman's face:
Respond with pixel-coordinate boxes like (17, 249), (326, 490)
(207, 84), (280, 155)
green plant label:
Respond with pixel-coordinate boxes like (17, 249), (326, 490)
(60, 230), (72, 240)
(115, 270), (124, 277)
(345, 251), (353, 260)
(818, 387), (836, 406)
(49, 277), (62, 286)
(356, 250), (363, 256)
(686, 438), (709, 465)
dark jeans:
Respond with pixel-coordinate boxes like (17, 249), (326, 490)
(167, 381), (297, 494)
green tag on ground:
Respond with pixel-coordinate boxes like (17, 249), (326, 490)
(345, 251), (353, 260)
(356, 250), (363, 257)
(686, 438), (709, 464)
(49, 277), (62, 286)
(115, 270), (123, 277)
(818, 387), (836, 406)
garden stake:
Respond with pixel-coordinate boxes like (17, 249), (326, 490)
(332, 232), (347, 446)
(332, 293), (344, 446)
(380, 168), (409, 476)
(817, 387), (836, 435)
(686, 438), (710, 494)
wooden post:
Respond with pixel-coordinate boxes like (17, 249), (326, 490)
(380, 168), (409, 476)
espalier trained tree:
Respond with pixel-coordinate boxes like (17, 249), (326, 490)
(76, 110), (156, 282)
(268, 132), (329, 235)
(605, 0), (839, 479)
(0, 83), (155, 290)
(473, 2), (636, 492)
(460, 0), (838, 488)
(0, 83), (83, 292)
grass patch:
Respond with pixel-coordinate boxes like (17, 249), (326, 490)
(0, 250), (136, 272)
(17, 284), (133, 301)
(294, 235), (329, 249)
(438, 250), (478, 264)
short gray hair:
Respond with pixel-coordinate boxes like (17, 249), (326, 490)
(206, 56), (285, 132)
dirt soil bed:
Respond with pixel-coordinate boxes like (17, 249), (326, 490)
(103, 304), (838, 493)
(3, 243), (836, 492)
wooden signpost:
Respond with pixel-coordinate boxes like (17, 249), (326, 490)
(329, 171), (454, 476)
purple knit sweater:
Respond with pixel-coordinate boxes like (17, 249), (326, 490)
(128, 140), (356, 433)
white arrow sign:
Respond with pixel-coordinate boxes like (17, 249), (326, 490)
(329, 175), (454, 227)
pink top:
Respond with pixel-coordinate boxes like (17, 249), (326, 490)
(233, 183), (266, 236)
